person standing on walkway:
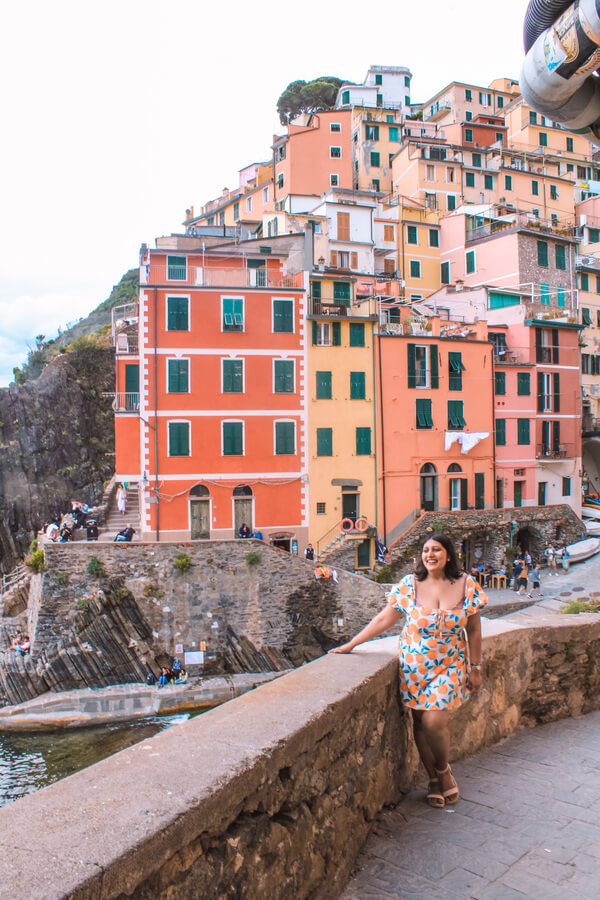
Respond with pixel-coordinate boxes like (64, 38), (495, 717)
(116, 484), (127, 516)
(512, 556), (523, 591)
(517, 561), (529, 595)
(561, 546), (570, 574)
(528, 564), (542, 599)
(546, 543), (558, 575)
(330, 533), (486, 808)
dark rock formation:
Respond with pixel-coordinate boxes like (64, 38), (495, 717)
(0, 343), (115, 572)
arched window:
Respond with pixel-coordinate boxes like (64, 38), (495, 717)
(233, 484), (253, 496)
(420, 463), (437, 475)
(447, 463), (462, 473)
(189, 484), (209, 497)
(420, 463), (437, 511)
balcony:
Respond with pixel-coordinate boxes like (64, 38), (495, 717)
(141, 266), (303, 289)
(466, 212), (580, 243)
(309, 296), (378, 319)
(312, 302), (349, 317)
(113, 393), (140, 413)
(536, 444), (568, 460)
(112, 304), (139, 355)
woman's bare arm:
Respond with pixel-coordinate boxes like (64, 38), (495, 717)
(466, 611), (483, 689)
(329, 604), (402, 653)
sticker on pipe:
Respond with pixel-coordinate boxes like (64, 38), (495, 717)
(544, 31), (568, 72)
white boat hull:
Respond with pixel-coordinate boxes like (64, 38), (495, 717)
(582, 504), (600, 520)
(584, 520), (600, 536)
(563, 537), (600, 563)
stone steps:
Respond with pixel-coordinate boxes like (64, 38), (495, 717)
(98, 484), (141, 540)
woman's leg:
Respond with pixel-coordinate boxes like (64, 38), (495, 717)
(412, 708), (450, 776)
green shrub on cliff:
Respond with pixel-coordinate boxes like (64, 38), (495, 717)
(174, 552), (192, 574)
(25, 548), (44, 573)
(246, 551), (261, 566)
(561, 598), (600, 614)
(87, 556), (105, 577)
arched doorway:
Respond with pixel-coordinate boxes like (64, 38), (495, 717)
(189, 484), (210, 539)
(515, 526), (544, 560)
(447, 463), (465, 511)
(233, 485), (253, 536)
(420, 463), (438, 511)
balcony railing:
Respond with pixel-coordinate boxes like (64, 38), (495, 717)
(466, 212), (580, 243)
(536, 444), (568, 460)
(141, 266), (303, 289)
(113, 393), (140, 413)
(112, 303), (139, 354)
(312, 302), (349, 317)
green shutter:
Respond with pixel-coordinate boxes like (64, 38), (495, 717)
(167, 298), (188, 331)
(275, 422), (295, 455)
(460, 479), (468, 510)
(466, 250), (475, 274)
(429, 228), (439, 247)
(447, 195), (456, 211)
(167, 256), (186, 280)
(332, 321), (341, 345)
(537, 240), (548, 267)
(448, 400), (465, 428)
(274, 360), (294, 392)
(168, 359), (189, 393)
(505, 174), (512, 190)
(517, 418), (530, 444)
(356, 427), (371, 455)
(496, 419), (506, 445)
(311, 280), (321, 300)
(125, 363), (139, 394)
(316, 371), (332, 399)
(430, 346), (439, 389)
(448, 352), (463, 391)
(407, 344), (416, 388)
(466, 172), (475, 187)
(540, 283), (550, 305)
(441, 261), (450, 284)
(582, 307), (592, 325)
(317, 427), (332, 456)
(370, 152), (380, 167)
(475, 473), (484, 509)
(407, 225), (418, 244)
(350, 371), (366, 399)
(553, 372), (561, 412)
(581, 272), (589, 291)
(223, 359), (243, 393)
(557, 286), (566, 307)
(495, 371), (506, 395)
(416, 398), (433, 429)
(169, 422), (189, 457)
(517, 372), (530, 395)
(273, 299), (293, 332)
(333, 282), (351, 301)
(562, 476), (571, 496)
(484, 174), (493, 190)
(223, 422), (243, 455)
(349, 323), (365, 347)
(410, 259), (421, 278)
(312, 321), (318, 344)
(389, 126), (399, 141)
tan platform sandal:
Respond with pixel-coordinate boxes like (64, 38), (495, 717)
(426, 777), (445, 808)
(436, 764), (459, 805)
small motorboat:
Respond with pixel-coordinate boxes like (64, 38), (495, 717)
(582, 504), (600, 520)
(562, 537), (600, 563)
(584, 520), (600, 536)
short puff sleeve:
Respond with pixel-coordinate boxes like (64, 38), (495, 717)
(386, 574), (414, 612)
(464, 576), (488, 616)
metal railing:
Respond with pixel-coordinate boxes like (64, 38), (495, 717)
(0, 564), (30, 598)
(536, 444), (568, 459)
(312, 301), (349, 317)
(141, 266), (303, 289)
(113, 393), (140, 412)
(112, 304), (139, 354)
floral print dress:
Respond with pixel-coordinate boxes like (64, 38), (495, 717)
(387, 574), (487, 711)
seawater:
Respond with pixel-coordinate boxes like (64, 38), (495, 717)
(0, 713), (191, 808)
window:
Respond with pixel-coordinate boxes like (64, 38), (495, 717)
(410, 259), (421, 278)
(246, 196), (252, 212)
(372, 179), (380, 191)
(222, 359), (243, 393)
(550, 184), (558, 200)
(448, 351), (465, 391)
(535, 326), (559, 363)
(495, 370), (506, 395)
(167, 255), (186, 280)
(416, 398), (433, 429)
(566, 136), (574, 152)
(426, 164), (435, 181)
(167, 359), (189, 393)
(582, 307), (592, 325)
(365, 124), (379, 140)
(465, 89), (472, 101)
(168, 422), (190, 457)
(232, 202), (239, 220)
(342, 90), (350, 105)
(557, 286), (566, 307)
(370, 151), (380, 167)
(274, 359), (294, 393)
(441, 261), (450, 284)
(263, 186), (269, 202)
(337, 211), (350, 241)
(562, 476), (571, 496)
(356, 427), (371, 455)
(405, 75), (410, 87)
(350, 371), (366, 399)
(446, 167), (455, 183)
(330, 173), (339, 186)
(275, 421), (295, 455)
(540, 282), (550, 305)
(484, 174), (493, 191)
(466, 111), (472, 121)
(167, 297), (189, 331)
(277, 172), (284, 189)
(219, 211), (225, 226)
(316, 370), (332, 399)
(555, 244), (566, 269)
(537, 240), (548, 267)
(405, 95), (411, 106)
(222, 421), (243, 456)
(589, 228), (600, 243)
(273, 298), (294, 333)
(465, 128), (473, 143)
(349, 323), (365, 346)
(312, 321), (341, 346)
(207, 216), (214, 226)
(447, 195), (457, 211)
(529, 111), (537, 124)
(466, 171), (475, 188)
(496, 418), (506, 445)
(330, 122), (341, 132)
(375, 73), (382, 85)
(429, 228), (439, 247)
(316, 502), (326, 515)
(532, 180), (539, 196)
(317, 427), (332, 456)
(517, 418), (530, 444)
(466, 249), (475, 274)
(538, 482), (547, 506)
(389, 126), (399, 142)
(495, 132), (504, 142)
(407, 225), (418, 244)
(539, 132), (548, 147)
(567, 163), (574, 172)
(448, 400), (465, 429)
(517, 372), (530, 395)
(222, 297), (243, 331)
(581, 272), (590, 291)
(498, 96), (504, 108)
(377, 93), (383, 106)
(472, 152), (482, 167)
(384, 224), (395, 242)
(387, 114), (394, 122)
(330, 146), (341, 158)
(505, 174), (512, 190)
(597, 276), (600, 294)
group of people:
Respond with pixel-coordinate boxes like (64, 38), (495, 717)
(4, 632), (32, 655)
(467, 543), (571, 599)
(237, 523), (263, 540)
(146, 659), (187, 686)
(42, 500), (93, 543)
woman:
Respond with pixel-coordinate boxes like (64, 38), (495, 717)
(517, 560), (528, 595)
(330, 534), (486, 808)
(116, 484), (127, 516)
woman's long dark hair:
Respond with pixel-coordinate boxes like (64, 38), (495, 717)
(415, 533), (463, 582)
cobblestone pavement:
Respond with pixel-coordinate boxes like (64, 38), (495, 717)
(342, 710), (600, 899)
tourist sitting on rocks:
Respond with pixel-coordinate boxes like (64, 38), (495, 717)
(171, 658), (182, 679)
(251, 529), (263, 540)
(158, 666), (171, 686)
(305, 543), (315, 561)
(46, 521), (60, 542)
(114, 524), (136, 542)
(175, 668), (188, 684)
(238, 523), (251, 539)
(11, 634), (31, 655)
(146, 671), (156, 685)
(59, 522), (73, 542)
(71, 501), (88, 529)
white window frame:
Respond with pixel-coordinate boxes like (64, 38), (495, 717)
(426, 164), (436, 181)
(165, 295), (190, 333)
(446, 167), (455, 183)
(273, 419), (297, 456)
(316, 323), (331, 346)
(415, 345), (429, 388)
(271, 297), (295, 334)
(273, 358), (296, 394)
(263, 186), (269, 203)
(167, 419), (191, 457)
(450, 478), (461, 511)
(330, 122), (341, 133)
(330, 146), (342, 159)
(410, 259), (421, 279)
(221, 419), (245, 457)
(221, 295), (245, 333)
(330, 173), (339, 186)
(166, 356), (190, 394)
(246, 196), (252, 212)
(221, 357), (245, 394)
(542, 372), (552, 411)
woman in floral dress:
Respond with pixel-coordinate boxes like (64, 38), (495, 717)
(331, 533), (486, 807)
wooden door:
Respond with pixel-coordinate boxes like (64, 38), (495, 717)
(190, 500), (210, 539)
(234, 498), (253, 535)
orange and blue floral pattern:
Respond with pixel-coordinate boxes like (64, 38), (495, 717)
(386, 574), (487, 710)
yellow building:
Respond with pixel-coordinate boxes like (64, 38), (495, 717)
(374, 197), (441, 299)
(578, 257), (600, 427)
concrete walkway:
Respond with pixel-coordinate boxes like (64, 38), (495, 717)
(343, 709), (600, 899)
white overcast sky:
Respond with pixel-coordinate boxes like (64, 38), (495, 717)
(0, 0), (529, 386)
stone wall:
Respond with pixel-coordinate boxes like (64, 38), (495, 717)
(0, 612), (598, 899)
(384, 503), (583, 581)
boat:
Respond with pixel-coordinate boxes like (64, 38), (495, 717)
(584, 520), (600, 536)
(582, 505), (600, 520)
(561, 537), (600, 563)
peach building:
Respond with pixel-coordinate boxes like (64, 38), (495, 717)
(420, 79), (519, 127)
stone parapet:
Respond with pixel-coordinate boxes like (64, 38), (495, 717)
(0, 612), (598, 898)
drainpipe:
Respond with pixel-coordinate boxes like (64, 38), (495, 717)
(510, 519), (518, 548)
(377, 333), (387, 541)
(371, 320), (379, 534)
(490, 344), (497, 508)
(153, 287), (160, 542)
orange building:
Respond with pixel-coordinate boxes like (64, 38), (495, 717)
(113, 246), (307, 548)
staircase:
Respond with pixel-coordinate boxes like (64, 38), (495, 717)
(98, 483), (141, 541)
